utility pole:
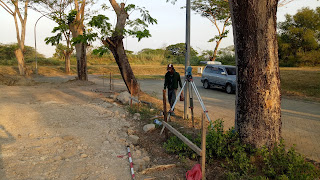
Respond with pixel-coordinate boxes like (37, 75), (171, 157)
(184, 0), (191, 120)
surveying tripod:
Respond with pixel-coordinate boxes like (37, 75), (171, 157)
(165, 66), (212, 125)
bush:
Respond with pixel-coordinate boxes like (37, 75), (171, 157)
(216, 54), (236, 65)
(163, 120), (320, 179)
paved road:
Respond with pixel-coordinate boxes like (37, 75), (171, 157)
(136, 77), (320, 162)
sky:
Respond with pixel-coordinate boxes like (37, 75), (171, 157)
(0, 0), (319, 58)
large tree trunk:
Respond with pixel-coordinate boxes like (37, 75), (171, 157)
(229, 0), (281, 149)
(106, 1), (139, 95)
(105, 38), (139, 95)
(69, 0), (87, 81)
(64, 51), (71, 74)
(74, 43), (87, 80)
(14, 48), (26, 76)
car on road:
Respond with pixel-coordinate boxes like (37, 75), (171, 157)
(200, 64), (236, 94)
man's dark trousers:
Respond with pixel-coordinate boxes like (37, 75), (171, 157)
(168, 89), (177, 110)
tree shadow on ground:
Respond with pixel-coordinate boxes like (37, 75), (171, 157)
(0, 125), (15, 180)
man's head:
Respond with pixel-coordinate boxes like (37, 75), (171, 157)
(167, 64), (174, 73)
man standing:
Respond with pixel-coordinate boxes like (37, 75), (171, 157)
(164, 64), (182, 115)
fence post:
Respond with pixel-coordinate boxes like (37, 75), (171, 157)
(201, 113), (206, 180)
(163, 89), (168, 139)
(109, 72), (112, 90)
(103, 73), (105, 87)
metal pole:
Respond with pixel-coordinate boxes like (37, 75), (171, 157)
(34, 14), (49, 75)
(184, 0), (191, 120)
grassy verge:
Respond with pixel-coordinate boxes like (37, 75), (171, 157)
(280, 67), (320, 102)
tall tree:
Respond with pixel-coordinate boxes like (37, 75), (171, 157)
(278, 7), (320, 66)
(89, 1), (157, 95)
(69, 0), (87, 80)
(33, 0), (74, 74)
(191, 0), (231, 61)
(0, 0), (29, 75)
(229, 0), (281, 148)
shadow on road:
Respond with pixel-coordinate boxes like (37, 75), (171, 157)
(0, 125), (15, 180)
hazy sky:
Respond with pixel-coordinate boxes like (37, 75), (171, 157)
(0, 0), (319, 57)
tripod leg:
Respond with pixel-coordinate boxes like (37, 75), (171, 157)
(190, 81), (212, 123)
(160, 81), (187, 135)
(189, 82), (194, 128)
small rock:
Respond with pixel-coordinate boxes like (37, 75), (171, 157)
(53, 156), (62, 161)
(142, 156), (150, 163)
(62, 135), (74, 141)
(134, 150), (142, 158)
(134, 159), (146, 172)
(143, 124), (155, 132)
(28, 133), (33, 137)
(81, 154), (88, 158)
(128, 135), (139, 145)
(150, 109), (155, 112)
(127, 128), (135, 135)
(115, 110), (120, 116)
(57, 149), (64, 153)
(133, 113), (141, 120)
(121, 114), (126, 118)
(116, 91), (131, 105)
(17, 134), (22, 138)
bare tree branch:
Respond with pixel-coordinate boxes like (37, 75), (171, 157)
(109, 0), (121, 15)
(0, 0), (14, 15)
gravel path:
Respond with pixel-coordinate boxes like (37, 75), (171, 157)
(0, 78), (148, 180)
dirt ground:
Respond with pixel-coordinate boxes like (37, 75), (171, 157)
(0, 74), (199, 180)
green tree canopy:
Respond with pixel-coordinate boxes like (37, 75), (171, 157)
(165, 43), (198, 64)
(278, 7), (320, 66)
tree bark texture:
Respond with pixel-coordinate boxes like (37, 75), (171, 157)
(64, 51), (71, 74)
(69, 0), (87, 81)
(105, 1), (139, 95)
(9, 0), (28, 76)
(229, 0), (281, 149)
(74, 43), (87, 80)
(14, 49), (26, 76)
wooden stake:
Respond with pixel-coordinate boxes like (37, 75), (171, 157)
(201, 113), (206, 180)
(109, 72), (112, 90)
(138, 83), (140, 112)
(130, 79), (133, 108)
(163, 89), (168, 139)
(103, 73), (105, 86)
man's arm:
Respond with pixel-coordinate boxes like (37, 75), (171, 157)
(178, 73), (182, 88)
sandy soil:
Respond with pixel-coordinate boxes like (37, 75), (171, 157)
(0, 75), (187, 180)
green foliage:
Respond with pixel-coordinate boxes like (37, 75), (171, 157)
(163, 120), (320, 179)
(88, 3), (157, 56)
(258, 140), (320, 179)
(53, 44), (74, 60)
(216, 54), (236, 65)
(164, 134), (199, 159)
(278, 7), (320, 67)
(164, 43), (199, 64)
(0, 43), (45, 65)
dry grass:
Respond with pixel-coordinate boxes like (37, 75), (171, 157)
(280, 67), (320, 102)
